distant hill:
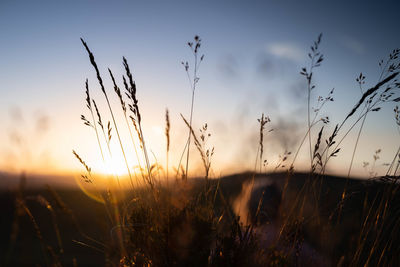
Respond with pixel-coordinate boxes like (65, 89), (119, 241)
(0, 171), (77, 190)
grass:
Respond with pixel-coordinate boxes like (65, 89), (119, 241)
(3, 35), (400, 266)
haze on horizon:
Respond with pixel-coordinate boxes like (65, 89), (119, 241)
(1, 0), (400, 182)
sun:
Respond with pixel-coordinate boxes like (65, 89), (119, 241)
(101, 156), (131, 177)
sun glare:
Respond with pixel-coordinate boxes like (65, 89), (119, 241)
(100, 155), (131, 176)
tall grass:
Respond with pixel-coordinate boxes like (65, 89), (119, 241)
(9, 35), (400, 266)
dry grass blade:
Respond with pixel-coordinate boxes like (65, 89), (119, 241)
(312, 125), (324, 172)
(72, 150), (91, 175)
(81, 38), (133, 188)
(92, 100), (104, 130)
(122, 57), (152, 185)
(80, 38), (106, 94)
(257, 113), (271, 168)
(180, 113), (214, 180)
(165, 108), (170, 153)
(345, 72), (398, 122)
(181, 114), (205, 167)
(122, 58), (140, 123)
(109, 68), (126, 114)
(110, 70), (144, 180)
(165, 108), (170, 183)
(85, 79), (91, 110)
(72, 240), (104, 253)
(107, 121), (112, 142)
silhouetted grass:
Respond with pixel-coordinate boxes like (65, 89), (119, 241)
(4, 35), (400, 267)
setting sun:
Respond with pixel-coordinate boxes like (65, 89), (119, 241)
(101, 155), (131, 177)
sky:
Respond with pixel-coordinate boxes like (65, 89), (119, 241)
(1, 0), (400, 181)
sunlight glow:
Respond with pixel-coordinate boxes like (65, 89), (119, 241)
(101, 155), (130, 177)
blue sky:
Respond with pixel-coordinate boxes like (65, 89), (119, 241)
(1, 0), (399, 178)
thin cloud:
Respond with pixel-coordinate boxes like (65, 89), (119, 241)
(266, 42), (304, 62)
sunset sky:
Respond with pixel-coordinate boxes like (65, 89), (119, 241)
(1, 1), (399, 180)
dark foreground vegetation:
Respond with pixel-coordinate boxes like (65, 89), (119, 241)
(1, 172), (400, 266)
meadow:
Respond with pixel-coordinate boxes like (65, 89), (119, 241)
(1, 35), (400, 266)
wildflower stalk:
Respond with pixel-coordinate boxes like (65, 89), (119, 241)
(182, 35), (204, 180)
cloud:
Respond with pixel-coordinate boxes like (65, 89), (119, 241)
(266, 42), (304, 62)
(340, 36), (366, 55)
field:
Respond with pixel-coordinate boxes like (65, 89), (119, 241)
(1, 33), (400, 267)
(1, 171), (400, 266)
